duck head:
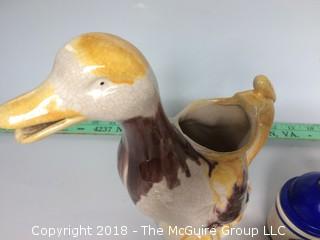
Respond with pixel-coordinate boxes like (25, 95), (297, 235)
(0, 33), (160, 143)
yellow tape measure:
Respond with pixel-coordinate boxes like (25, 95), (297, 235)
(0, 121), (320, 141)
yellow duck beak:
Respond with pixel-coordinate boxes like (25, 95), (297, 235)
(0, 82), (85, 143)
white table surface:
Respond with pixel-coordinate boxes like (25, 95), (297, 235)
(1, 0), (320, 239)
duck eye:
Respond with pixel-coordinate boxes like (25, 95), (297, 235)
(100, 81), (105, 86)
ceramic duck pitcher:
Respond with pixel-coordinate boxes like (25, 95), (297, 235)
(0, 33), (276, 240)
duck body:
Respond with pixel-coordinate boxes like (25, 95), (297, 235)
(0, 33), (275, 240)
(118, 76), (275, 239)
(118, 103), (222, 230)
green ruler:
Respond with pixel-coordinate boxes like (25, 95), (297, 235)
(269, 122), (320, 141)
(0, 121), (320, 141)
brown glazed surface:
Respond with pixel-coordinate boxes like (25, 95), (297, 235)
(216, 174), (248, 224)
(118, 104), (217, 203)
(117, 103), (248, 227)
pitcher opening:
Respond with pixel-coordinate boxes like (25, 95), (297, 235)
(179, 103), (251, 152)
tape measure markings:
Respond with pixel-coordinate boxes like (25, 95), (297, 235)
(1, 121), (320, 141)
(269, 123), (320, 140)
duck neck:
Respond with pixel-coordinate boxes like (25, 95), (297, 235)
(119, 103), (201, 202)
